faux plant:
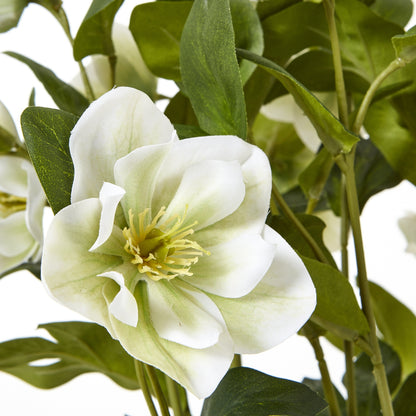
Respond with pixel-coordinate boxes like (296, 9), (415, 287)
(0, 0), (416, 415)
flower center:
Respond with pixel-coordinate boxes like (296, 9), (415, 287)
(122, 206), (210, 281)
(0, 191), (26, 218)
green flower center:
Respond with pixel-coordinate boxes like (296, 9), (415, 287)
(122, 206), (210, 281)
(0, 191), (26, 218)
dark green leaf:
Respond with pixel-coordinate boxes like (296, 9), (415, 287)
(303, 378), (346, 416)
(370, 0), (414, 27)
(369, 281), (416, 377)
(0, 321), (138, 389)
(4, 52), (89, 116)
(165, 91), (199, 126)
(174, 124), (207, 139)
(201, 367), (328, 416)
(281, 186), (330, 214)
(129, 1), (192, 80)
(326, 139), (401, 215)
(21, 107), (77, 214)
(73, 0), (124, 61)
(392, 26), (416, 64)
(365, 98), (416, 185)
(237, 49), (359, 155)
(394, 372), (416, 416)
(256, 0), (302, 20)
(180, 0), (247, 138)
(353, 341), (401, 416)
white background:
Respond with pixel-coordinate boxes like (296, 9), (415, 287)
(0, 1), (415, 414)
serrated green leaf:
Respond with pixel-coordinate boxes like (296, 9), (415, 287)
(201, 367), (327, 416)
(21, 107), (77, 214)
(365, 98), (416, 186)
(353, 341), (401, 416)
(394, 372), (416, 416)
(392, 26), (416, 64)
(73, 0), (124, 61)
(369, 281), (416, 377)
(0, 321), (138, 389)
(180, 0), (247, 138)
(237, 49), (359, 155)
(4, 52), (89, 116)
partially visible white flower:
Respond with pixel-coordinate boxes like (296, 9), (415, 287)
(42, 87), (316, 398)
(314, 209), (341, 252)
(399, 213), (416, 255)
(0, 0), (27, 32)
(262, 92), (337, 152)
(0, 155), (45, 273)
(72, 24), (157, 100)
(0, 100), (19, 141)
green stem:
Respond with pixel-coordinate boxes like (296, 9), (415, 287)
(343, 153), (395, 416)
(145, 364), (171, 416)
(231, 354), (242, 368)
(352, 58), (405, 134)
(309, 337), (342, 416)
(272, 183), (330, 265)
(51, 7), (96, 101)
(344, 341), (358, 416)
(165, 376), (183, 416)
(322, 0), (349, 128)
(134, 360), (159, 416)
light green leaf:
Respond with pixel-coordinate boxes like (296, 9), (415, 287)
(369, 281), (416, 377)
(180, 0), (247, 138)
(4, 52), (89, 116)
(21, 107), (77, 214)
(201, 367), (328, 416)
(237, 49), (359, 155)
(392, 26), (416, 64)
(0, 321), (138, 389)
(365, 98), (416, 185)
(73, 0), (124, 61)
(394, 372), (416, 416)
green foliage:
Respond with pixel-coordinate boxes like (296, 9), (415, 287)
(180, 0), (247, 138)
(0, 126), (17, 153)
(394, 372), (416, 416)
(369, 281), (416, 377)
(370, 0), (414, 27)
(73, 0), (124, 61)
(201, 367), (328, 416)
(21, 107), (77, 214)
(4, 52), (89, 116)
(237, 49), (359, 155)
(392, 26), (416, 63)
(0, 321), (138, 389)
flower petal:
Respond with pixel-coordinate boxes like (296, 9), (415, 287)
(90, 182), (126, 251)
(0, 211), (34, 257)
(209, 226), (316, 353)
(185, 232), (275, 297)
(0, 155), (29, 197)
(147, 279), (226, 349)
(114, 142), (172, 218)
(102, 281), (234, 398)
(163, 159), (245, 230)
(41, 198), (123, 327)
(0, 100), (19, 141)
(99, 271), (138, 327)
(70, 87), (176, 202)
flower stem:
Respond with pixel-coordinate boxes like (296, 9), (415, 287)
(165, 376), (183, 416)
(145, 364), (171, 416)
(309, 337), (342, 416)
(134, 360), (159, 416)
(344, 340), (358, 416)
(272, 182), (331, 265)
(352, 58), (405, 134)
(343, 153), (395, 416)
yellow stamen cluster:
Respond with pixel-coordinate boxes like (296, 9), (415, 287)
(122, 206), (210, 281)
(0, 191), (26, 218)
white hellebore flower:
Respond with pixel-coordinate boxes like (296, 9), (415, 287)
(42, 87), (316, 398)
(0, 155), (45, 273)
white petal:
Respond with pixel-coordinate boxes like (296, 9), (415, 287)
(42, 198), (122, 327)
(102, 281), (234, 398)
(261, 94), (297, 123)
(163, 159), (245, 230)
(399, 213), (416, 256)
(147, 280), (226, 349)
(185, 233), (275, 297)
(70, 87), (176, 202)
(0, 155), (29, 197)
(90, 182), (125, 251)
(210, 226), (316, 353)
(99, 271), (138, 327)
(23, 161), (45, 245)
(114, 142), (172, 217)
(0, 100), (19, 141)
(0, 211), (34, 256)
